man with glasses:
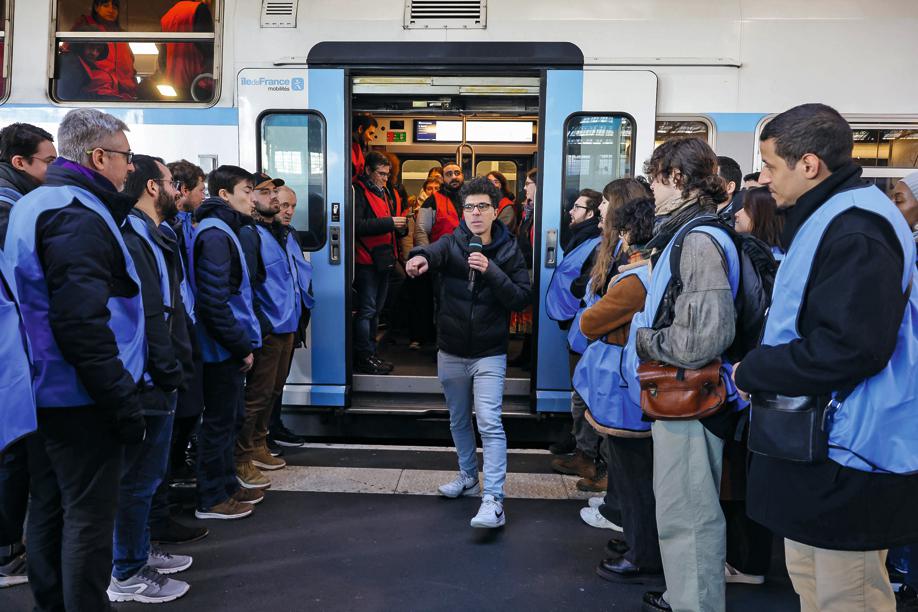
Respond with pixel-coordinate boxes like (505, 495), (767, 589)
(415, 162), (464, 247)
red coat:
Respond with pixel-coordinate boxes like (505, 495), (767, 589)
(161, 1), (208, 97)
(351, 142), (365, 182)
(72, 15), (137, 99)
(430, 191), (460, 243)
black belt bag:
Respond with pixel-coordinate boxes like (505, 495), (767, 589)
(747, 393), (830, 463)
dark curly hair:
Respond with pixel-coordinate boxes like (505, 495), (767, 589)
(459, 176), (501, 208)
(612, 197), (656, 246)
(643, 137), (727, 207)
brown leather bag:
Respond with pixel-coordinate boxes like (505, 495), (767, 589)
(637, 359), (726, 420)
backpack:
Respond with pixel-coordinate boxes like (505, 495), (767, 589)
(653, 215), (777, 363)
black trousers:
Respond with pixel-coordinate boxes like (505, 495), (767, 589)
(149, 414), (199, 526)
(606, 435), (663, 570)
(723, 500), (773, 575)
(26, 407), (121, 612)
(196, 359), (244, 510)
(0, 437), (29, 554)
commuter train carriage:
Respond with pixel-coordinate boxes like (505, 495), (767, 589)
(1, 0), (916, 418)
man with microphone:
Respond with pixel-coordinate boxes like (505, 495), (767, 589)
(405, 177), (531, 528)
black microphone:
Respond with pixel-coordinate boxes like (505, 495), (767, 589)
(468, 236), (483, 292)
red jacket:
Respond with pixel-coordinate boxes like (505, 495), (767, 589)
(351, 143), (365, 182)
(161, 1), (208, 97)
(430, 191), (460, 243)
(72, 15), (137, 99)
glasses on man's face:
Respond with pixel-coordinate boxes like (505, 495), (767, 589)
(572, 205), (591, 212)
(29, 155), (57, 165)
(153, 178), (182, 191)
(374, 170), (390, 178)
(462, 203), (493, 212)
(89, 148), (134, 164)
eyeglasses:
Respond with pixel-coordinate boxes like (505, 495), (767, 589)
(461, 203), (493, 212)
(153, 178), (182, 191)
(29, 155), (57, 165)
(572, 205), (592, 212)
(88, 148), (134, 164)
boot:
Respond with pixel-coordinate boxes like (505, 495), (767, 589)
(551, 449), (597, 479)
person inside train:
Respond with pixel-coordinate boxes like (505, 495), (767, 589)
(353, 151), (406, 375)
(5, 108), (142, 611)
(403, 179), (440, 351)
(416, 167), (443, 205)
(635, 137), (742, 612)
(0, 123), (56, 245)
(734, 186), (785, 260)
(487, 171), (518, 232)
(415, 162), (463, 246)
(577, 195), (663, 583)
(405, 177), (531, 529)
(159, 0), (215, 101)
(735, 103), (918, 612)
(191, 165), (262, 521)
(110, 155), (195, 603)
(743, 171), (761, 189)
(71, 0), (138, 100)
(508, 167), (538, 370)
(236, 173), (299, 492)
(0, 122), (56, 590)
(546, 189), (604, 488)
(55, 37), (116, 101)
(379, 151), (408, 333)
(351, 114), (378, 181)
(715, 155), (743, 225)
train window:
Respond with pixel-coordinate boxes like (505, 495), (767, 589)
(402, 159), (442, 201)
(475, 160), (518, 195)
(655, 119), (711, 147)
(51, 0), (221, 103)
(259, 112), (327, 251)
(563, 114), (634, 206)
(852, 128), (918, 169)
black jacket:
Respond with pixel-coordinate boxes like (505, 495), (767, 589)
(518, 206), (535, 270)
(240, 217), (287, 336)
(193, 197), (256, 360)
(736, 163), (918, 550)
(561, 216), (602, 328)
(36, 161), (141, 413)
(0, 162), (38, 246)
(410, 220), (531, 358)
(124, 209), (194, 397)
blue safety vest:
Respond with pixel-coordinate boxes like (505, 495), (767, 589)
(190, 216), (261, 363)
(567, 239), (622, 354)
(254, 225), (299, 334)
(286, 230), (315, 311)
(622, 218), (746, 414)
(159, 220), (196, 324)
(771, 245), (785, 264)
(5, 185), (146, 407)
(0, 261), (36, 451)
(545, 235), (601, 322)
(175, 210), (195, 266)
(762, 185), (918, 474)
(127, 214), (173, 315)
(572, 263), (651, 433)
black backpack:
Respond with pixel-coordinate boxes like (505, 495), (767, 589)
(652, 215), (777, 363)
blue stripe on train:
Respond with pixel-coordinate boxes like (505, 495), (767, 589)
(0, 104), (239, 126)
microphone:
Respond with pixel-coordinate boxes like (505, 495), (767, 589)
(468, 236), (483, 292)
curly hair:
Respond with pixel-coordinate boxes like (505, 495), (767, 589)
(590, 178), (652, 295)
(612, 197), (656, 246)
(643, 137), (727, 207)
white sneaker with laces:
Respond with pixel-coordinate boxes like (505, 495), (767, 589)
(579, 506), (624, 532)
(147, 547), (193, 575)
(437, 472), (481, 498)
(725, 562), (765, 585)
(588, 496), (604, 509)
(107, 566), (190, 603)
(470, 494), (506, 528)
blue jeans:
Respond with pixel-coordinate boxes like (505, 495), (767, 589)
(112, 398), (176, 580)
(353, 264), (390, 358)
(197, 359), (245, 510)
(437, 351), (508, 501)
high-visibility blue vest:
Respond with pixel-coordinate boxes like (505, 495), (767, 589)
(286, 230), (315, 311)
(127, 214), (173, 315)
(190, 217), (261, 363)
(254, 225), (299, 334)
(175, 210), (195, 266)
(0, 260), (36, 451)
(572, 263), (651, 433)
(159, 220), (196, 324)
(567, 239), (622, 354)
(545, 235), (601, 322)
(762, 185), (918, 474)
(5, 184), (146, 407)
(622, 218), (746, 413)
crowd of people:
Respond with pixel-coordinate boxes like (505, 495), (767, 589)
(1, 101), (918, 612)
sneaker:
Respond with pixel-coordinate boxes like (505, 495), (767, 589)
(252, 446), (287, 471)
(150, 517), (209, 545)
(470, 495), (506, 528)
(107, 565), (190, 603)
(236, 461), (271, 489)
(195, 498), (253, 520)
(437, 472), (481, 498)
(0, 550), (28, 588)
(408, 341), (421, 350)
(725, 563), (765, 585)
(551, 450), (598, 479)
(147, 548), (193, 575)
(232, 487), (265, 505)
(266, 437), (285, 457)
(374, 355), (394, 373)
(271, 424), (306, 448)
(588, 496), (604, 509)
(355, 355), (390, 375)
(579, 506), (624, 532)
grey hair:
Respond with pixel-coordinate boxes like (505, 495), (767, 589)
(57, 109), (130, 163)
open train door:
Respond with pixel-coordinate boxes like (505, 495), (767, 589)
(534, 69), (658, 412)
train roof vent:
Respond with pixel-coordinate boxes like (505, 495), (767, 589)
(404, 0), (487, 30)
(261, 0), (298, 28)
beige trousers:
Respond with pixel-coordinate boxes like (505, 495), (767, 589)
(784, 538), (895, 612)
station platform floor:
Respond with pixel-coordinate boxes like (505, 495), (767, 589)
(1, 444), (800, 612)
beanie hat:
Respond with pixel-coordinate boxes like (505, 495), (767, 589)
(901, 171), (918, 200)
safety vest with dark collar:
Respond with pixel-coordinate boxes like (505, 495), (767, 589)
(355, 179), (397, 266)
(430, 191), (460, 243)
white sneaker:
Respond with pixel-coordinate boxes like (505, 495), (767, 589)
(470, 495), (505, 528)
(588, 496), (604, 509)
(147, 547), (192, 575)
(437, 472), (481, 498)
(107, 566), (190, 603)
(579, 506), (624, 532)
(725, 563), (765, 585)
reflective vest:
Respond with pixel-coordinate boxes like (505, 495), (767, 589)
(351, 143), (365, 180)
(497, 197), (514, 217)
(762, 185), (918, 474)
(572, 264), (651, 434)
(254, 225), (299, 334)
(190, 217), (261, 362)
(430, 191), (460, 243)
(622, 219), (746, 413)
(355, 181), (396, 266)
(287, 230), (315, 311)
(567, 239), (622, 354)
(5, 185), (145, 407)
(0, 261), (36, 451)
(127, 214), (173, 316)
(545, 235), (602, 323)
(71, 15), (137, 99)
(161, 1), (207, 96)
(771, 245), (785, 264)
(159, 219), (196, 324)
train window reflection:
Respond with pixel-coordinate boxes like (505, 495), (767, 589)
(655, 120), (710, 147)
(260, 112), (327, 251)
(56, 0), (217, 33)
(852, 129), (918, 169)
(564, 113), (634, 207)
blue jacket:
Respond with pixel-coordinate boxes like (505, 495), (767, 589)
(0, 261), (36, 451)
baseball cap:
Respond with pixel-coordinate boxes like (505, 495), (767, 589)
(252, 172), (285, 190)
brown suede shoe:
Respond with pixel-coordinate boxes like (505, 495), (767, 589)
(236, 461), (271, 489)
(551, 450), (597, 479)
(194, 498), (252, 520)
(232, 487), (265, 505)
(576, 473), (608, 493)
(252, 446), (286, 471)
